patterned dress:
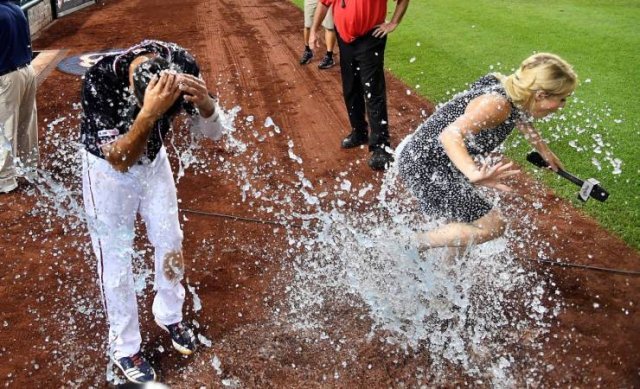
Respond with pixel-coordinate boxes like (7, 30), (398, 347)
(398, 74), (527, 222)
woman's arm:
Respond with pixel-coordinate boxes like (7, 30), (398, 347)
(439, 94), (520, 190)
(517, 122), (564, 171)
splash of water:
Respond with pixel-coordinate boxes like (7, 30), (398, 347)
(16, 91), (625, 386)
(202, 130), (558, 384)
(277, 164), (554, 385)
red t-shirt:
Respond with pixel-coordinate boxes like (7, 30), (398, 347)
(320, 0), (388, 43)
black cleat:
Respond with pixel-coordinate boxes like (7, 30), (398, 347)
(341, 131), (368, 149)
(368, 147), (394, 170)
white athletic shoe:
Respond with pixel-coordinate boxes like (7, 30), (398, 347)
(0, 180), (18, 194)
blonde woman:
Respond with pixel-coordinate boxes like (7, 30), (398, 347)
(398, 53), (578, 249)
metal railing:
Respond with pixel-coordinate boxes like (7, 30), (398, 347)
(19, 0), (44, 12)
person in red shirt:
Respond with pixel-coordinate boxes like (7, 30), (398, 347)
(310, 0), (410, 170)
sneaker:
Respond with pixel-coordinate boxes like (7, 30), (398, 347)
(341, 130), (368, 149)
(368, 147), (394, 170)
(299, 49), (313, 65)
(0, 179), (18, 194)
(156, 320), (197, 355)
(318, 54), (335, 69)
(113, 352), (156, 384)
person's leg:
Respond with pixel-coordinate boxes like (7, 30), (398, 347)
(322, 3), (336, 52)
(325, 28), (337, 53)
(318, 11), (337, 69)
(300, 0), (315, 64)
(303, 27), (310, 47)
(138, 148), (185, 327)
(0, 71), (21, 192)
(82, 151), (142, 360)
(355, 34), (390, 150)
(354, 34), (391, 169)
(139, 148), (196, 355)
(415, 209), (507, 250)
(336, 33), (368, 146)
(398, 148), (503, 250)
(16, 66), (38, 171)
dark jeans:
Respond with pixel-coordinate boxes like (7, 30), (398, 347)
(336, 29), (390, 150)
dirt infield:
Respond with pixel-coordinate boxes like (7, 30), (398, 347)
(1, 0), (638, 387)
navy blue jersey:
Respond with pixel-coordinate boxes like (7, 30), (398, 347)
(80, 40), (199, 161)
(0, 1), (32, 74)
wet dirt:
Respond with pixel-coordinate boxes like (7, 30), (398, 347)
(1, 0), (638, 387)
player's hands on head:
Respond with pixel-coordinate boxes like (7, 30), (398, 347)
(140, 71), (182, 119)
(468, 161), (520, 192)
(178, 74), (216, 118)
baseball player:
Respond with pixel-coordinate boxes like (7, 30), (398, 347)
(80, 40), (223, 384)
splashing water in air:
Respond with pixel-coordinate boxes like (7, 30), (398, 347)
(273, 159), (556, 386)
(10, 70), (629, 385)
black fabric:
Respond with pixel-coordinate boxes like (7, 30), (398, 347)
(0, 1), (32, 75)
(336, 29), (389, 150)
(79, 40), (199, 161)
(398, 75), (525, 223)
(0, 62), (28, 77)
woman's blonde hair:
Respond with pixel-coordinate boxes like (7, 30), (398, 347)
(496, 53), (578, 110)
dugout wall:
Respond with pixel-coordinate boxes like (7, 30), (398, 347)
(19, 0), (95, 35)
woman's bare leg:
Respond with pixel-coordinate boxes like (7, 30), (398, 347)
(415, 209), (506, 250)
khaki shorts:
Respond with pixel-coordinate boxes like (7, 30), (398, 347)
(304, 0), (334, 30)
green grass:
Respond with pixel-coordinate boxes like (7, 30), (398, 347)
(291, 0), (640, 250)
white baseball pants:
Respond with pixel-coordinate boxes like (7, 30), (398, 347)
(82, 147), (185, 359)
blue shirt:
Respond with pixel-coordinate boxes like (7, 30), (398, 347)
(0, 1), (32, 75)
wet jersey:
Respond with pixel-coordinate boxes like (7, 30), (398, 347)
(80, 40), (199, 161)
